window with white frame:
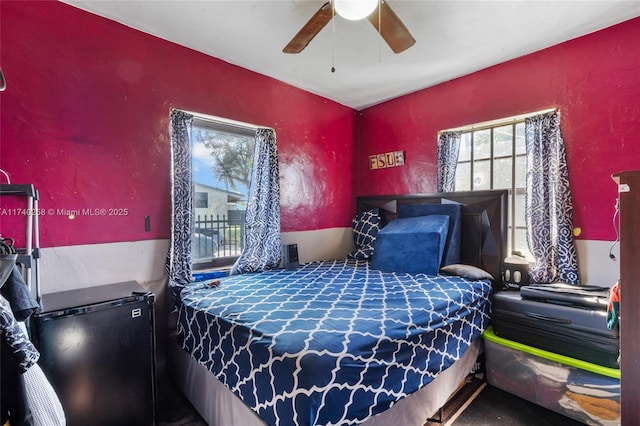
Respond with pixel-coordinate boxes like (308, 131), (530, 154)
(453, 120), (532, 260)
(190, 116), (255, 269)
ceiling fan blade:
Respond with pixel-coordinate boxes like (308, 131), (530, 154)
(368, 0), (416, 54)
(283, 2), (333, 54)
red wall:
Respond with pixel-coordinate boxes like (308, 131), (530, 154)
(357, 17), (640, 241)
(2, 2), (637, 249)
(0, 1), (356, 248)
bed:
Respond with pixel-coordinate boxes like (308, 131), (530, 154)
(169, 190), (507, 426)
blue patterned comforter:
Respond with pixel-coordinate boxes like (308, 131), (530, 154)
(176, 259), (492, 426)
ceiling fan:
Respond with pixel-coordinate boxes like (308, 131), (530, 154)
(283, 0), (416, 54)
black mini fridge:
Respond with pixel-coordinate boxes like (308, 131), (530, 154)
(30, 281), (156, 426)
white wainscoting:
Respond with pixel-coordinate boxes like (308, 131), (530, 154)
(280, 227), (354, 264)
(39, 239), (170, 294)
(575, 239), (619, 286)
(37, 234), (616, 294)
(37, 228), (354, 294)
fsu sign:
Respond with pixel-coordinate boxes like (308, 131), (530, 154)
(369, 151), (405, 170)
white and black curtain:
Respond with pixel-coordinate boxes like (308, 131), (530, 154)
(231, 128), (281, 275)
(166, 109), (195, 288)
(437, 131), (462, 192)
(525, 111), (580, 284)
(167, 112), (282, 286)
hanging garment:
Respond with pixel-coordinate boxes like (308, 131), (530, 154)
(1, 296), (38, 426)
(0, 296), (39, 372)
(16, 323), (66, 426)
(1, 338), (34, 426)
(1, 265), (39, 321)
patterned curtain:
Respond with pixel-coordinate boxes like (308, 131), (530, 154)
(437, 131), (462, 192)
(230, 128), (281, 275)
(166, 109), (195, 288)
(525, 111), (580, 284)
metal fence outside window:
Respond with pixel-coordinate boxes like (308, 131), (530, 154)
(193, 212), (245, 262)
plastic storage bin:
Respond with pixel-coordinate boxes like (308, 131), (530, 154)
(483, 326), (620, 426)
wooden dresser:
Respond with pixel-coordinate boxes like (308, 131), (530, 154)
(612, 170), (640, 425)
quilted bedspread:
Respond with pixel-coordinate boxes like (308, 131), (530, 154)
(176, 259), (492, 426)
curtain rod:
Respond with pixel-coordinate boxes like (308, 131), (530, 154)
(440, 107), (557, 134)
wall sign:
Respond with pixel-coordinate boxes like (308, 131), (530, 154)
(369, 151), (405, 170)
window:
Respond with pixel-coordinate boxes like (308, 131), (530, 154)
(190, 116), (255, 269)
(194, 192), (208, 208)
(453, 120), (531, 260)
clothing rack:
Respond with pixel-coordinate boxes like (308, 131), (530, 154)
(0, 183), (41, 304)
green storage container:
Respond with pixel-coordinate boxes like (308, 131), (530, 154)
(483, 326), (620, 425)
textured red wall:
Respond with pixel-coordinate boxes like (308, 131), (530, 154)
(357, 17), (640, 241)
(2, 3), (637, 248)
(0, 1), (356, 247)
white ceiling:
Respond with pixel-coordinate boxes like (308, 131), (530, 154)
(60, 0), (640, 110)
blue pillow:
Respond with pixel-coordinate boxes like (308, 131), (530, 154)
(371, 215), (450, 275)
(348, 208), (381, 260)
(398, 203), (461, 266)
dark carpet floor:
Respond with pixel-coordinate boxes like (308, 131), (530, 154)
(156, 378), (207, 426)
(155, 377), (586, 426)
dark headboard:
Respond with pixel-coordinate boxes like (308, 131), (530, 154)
(357, 190), (508, 289)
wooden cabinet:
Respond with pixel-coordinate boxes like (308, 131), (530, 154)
(612, 170), (640, 426)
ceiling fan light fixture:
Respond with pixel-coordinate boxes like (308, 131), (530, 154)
(334, 0), (378, 21)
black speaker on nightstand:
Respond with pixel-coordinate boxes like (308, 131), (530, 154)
(503, 255), (530, 290)
(283, 244), (299, 269)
